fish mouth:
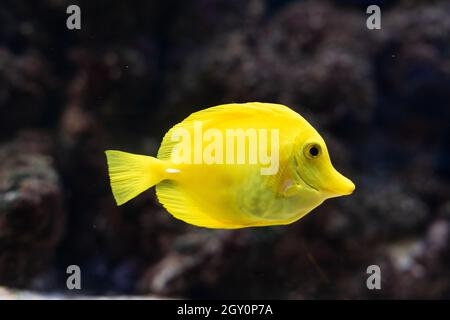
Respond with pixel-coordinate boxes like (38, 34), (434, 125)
(321, 168), (355, 197)
(328, 174), (355, 197)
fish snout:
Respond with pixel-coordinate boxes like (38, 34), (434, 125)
(323, 168), (355, 198)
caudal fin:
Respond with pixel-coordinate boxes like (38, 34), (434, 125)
(105, 150), (166, 205)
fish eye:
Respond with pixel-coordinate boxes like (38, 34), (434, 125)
(304, 143), (321, 159)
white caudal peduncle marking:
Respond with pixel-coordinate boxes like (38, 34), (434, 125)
(166, 168), (181, 173)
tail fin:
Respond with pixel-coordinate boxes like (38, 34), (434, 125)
(105, 150), (167, 206)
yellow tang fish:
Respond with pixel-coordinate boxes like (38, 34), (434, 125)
(105, 102), (355, 229)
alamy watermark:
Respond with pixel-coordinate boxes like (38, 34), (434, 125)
(366, 264), (381, 290)
(170, 121), (280, 175)
(66, 5), (81, 30)
(66, 264), (81, 290)
(366, 5), (381, 30)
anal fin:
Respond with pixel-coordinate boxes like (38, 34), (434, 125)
(156, 180), (233, 228)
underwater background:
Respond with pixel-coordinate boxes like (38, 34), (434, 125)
(1, 0), (450, 299)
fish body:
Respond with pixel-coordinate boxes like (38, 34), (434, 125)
(105, 102), (355, 229)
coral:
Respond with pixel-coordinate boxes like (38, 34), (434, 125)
(0, 131), (65, 287)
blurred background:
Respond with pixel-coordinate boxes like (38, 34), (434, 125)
(1, 0), (450, 299)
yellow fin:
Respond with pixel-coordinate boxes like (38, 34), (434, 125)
(105, 150), (167, 206)
(185, 102), (301, 123)
(156, 180), (233, 228)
